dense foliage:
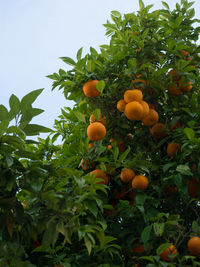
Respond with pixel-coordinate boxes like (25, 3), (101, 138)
(1, 0), (200, 266)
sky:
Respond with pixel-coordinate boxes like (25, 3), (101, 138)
(0, 0), (199, 137)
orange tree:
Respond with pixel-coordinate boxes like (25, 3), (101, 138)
(1, 0), (200, 266)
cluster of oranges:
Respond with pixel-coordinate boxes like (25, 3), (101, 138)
(117, 88), (159, 126)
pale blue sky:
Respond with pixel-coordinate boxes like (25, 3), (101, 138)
(0, 0), (199, 133)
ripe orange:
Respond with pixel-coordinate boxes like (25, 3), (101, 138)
(124, 89), (143, 103)
(168, 70), (181, 81)
(181, 50), (189, 57)
(142, 109), (159, 126)
(125, 101), (143, 120)
(120, 169), (135, 183)
(90, 169), (109, 185)
(89, 114), (106, 125)
(168, 84), (182, 96)
(117, 99), (127, 112)
(148, 103), (155, 109)
(87, 122), (106, 141)
(150, 123), (165, 139)
(107, 144), (112, 150)
(160, 245), (177, 262)
(138, 100), (149, 119)
(181, 81), (193, 92)
(187, 236), (200, 255)
(109, 138), (114, 143)
(167, 143), (181, 157)
(83, 80), (100, 98)
(132, 175), (148, 190)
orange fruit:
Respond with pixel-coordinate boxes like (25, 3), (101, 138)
(87, 122), (106, 141)
(168, 70), (181, 81)
(138, 100), (149, 119)
(109, 138), (114, 143)
(160, 245), (177, 262)
(125, 101), (143, 120)
(90, 169), (109, 185)
(107, 144), (112, 150)
(89, 114), (106, 125)
(120, 169), (135, 183)
(132, 175), (148, 190)
(187, 179), (200, 198)
(187, 236), (200, 255)
(83, 80), (100, 98)
(168, 84), (182, 96)
(142, 109), (159, 126)
(181, 50), (189, 57)
(117, 99), (127, 112)
(124, 89), (143, 103)
(167, 143), (181, 157)
(150, 123), (165, 139)
(181, 81), (193, 92)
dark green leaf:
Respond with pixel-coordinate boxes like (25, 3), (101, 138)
(23, 124), (52, 136)
(162, 1), (170, 9)
(21, 89), (44, 108)
(0, 105), (9, 121)
(9, 94), (20, 117)
(0, 120), (9, 135)
(153, 223), (165, 237)
(73, 111), (86, 123)
(141, 225), (152, 244)
(76, 47), (83, 60)
(60, 57), (76, 66)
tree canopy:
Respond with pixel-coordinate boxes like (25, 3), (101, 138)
(0, 0), (200, 266)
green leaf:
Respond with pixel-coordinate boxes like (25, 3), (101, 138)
(0, 120), (9, 135)
(73, 111), (86, 123)
(119, 147), (130, 162)
(76, 47), (83, 60)
(0, 105), (9, 121)
(184, 127), (195, 140)
(176, 165), (193, 176)
(111, 10), (121, 18)
(9, 94), (20, 117)
(60, 56), (76, 66)
(96, 80), (105, 93)
(162, 1), (170, 9)
(84, 199), (98, 217)
(156, 243), (172, 256)
(84, 235), (92, 255)
(87, 60), (95, 72)
(113, 145), (119, 162)
(141, 225), (152, 244)
(90, 47), (98, 57)
(163, 162), (176, 173)
(2, 135), (25, 149)
(23, 124), (52, 136)
(104, 235), (117, 244)
(139, 0), (145, 10)
(153, 223), (165, 237)
(21, 89), (44, 108)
